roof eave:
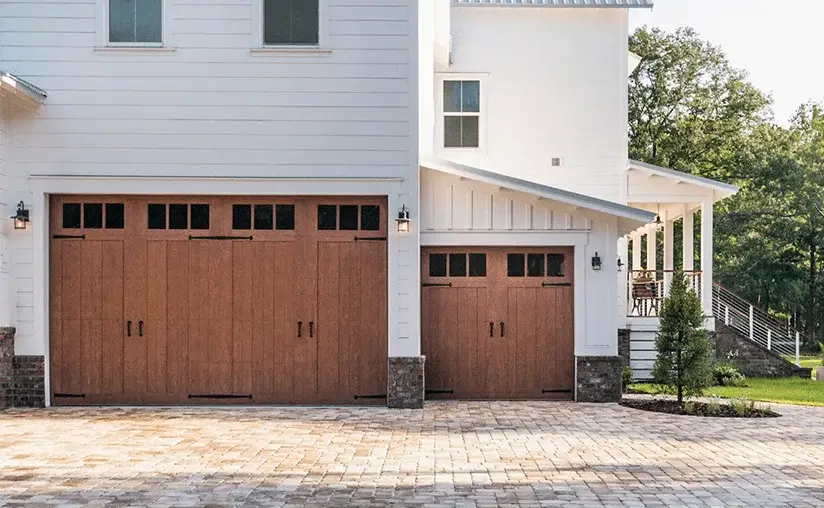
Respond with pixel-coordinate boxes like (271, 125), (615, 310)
(627, 160), (739, 200)
(422, 156), (656, 227)
(0, 72), (47, 106)
(452, 0), (653, 7)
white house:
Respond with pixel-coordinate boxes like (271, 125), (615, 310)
(0, 0), (736, 408)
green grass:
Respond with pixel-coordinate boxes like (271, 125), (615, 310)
(631, 377), (824, 407)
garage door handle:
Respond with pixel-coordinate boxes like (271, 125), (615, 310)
(500, 322), (505, 338)
(489, 322), (494, 337)
(309, 321), (314, 338)
(126, 320), (132, 337)
(138, 321), (144, 337)
(297, 321), (303, 338)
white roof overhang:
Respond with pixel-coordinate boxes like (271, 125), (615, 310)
(422, 156), (656, 235)
(0, 72), (47, 108)
(627, 159), (739, 203)
(452, 0), (653, 7)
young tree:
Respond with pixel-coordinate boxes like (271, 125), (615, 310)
(653, 270), (714, 404)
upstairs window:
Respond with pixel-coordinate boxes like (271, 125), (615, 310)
(264, 0), (320, 45)
(443, 80), (480, 148)
(109, 0), (162, 44)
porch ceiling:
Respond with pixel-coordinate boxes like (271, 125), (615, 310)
(421, 156), (656, 234)
(626, 160), (738, 205)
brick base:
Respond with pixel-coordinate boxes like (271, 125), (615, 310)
(387, 356), (424, 409)
(0, 328), (46, 408)
(576, 356), (621, 403)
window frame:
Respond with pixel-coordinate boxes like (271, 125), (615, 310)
(437, 74), (487, 152)
(98, 0), (172, 48)
(253, 0), (326, 50)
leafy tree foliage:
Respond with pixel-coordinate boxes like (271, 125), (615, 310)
(629, 26), (824, 348)
(653, 271), (714, 404)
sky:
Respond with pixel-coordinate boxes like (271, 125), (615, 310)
(629, 0), (822, 125)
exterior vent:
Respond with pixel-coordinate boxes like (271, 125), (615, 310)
(551, 158), (562, 167)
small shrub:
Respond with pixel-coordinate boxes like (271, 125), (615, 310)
(705, 396), (723, 415)
(714, 363), (747, 387)
(621, 365), (634, 393)
(683, 401), (697, 414)
(730, 396), (758, 417)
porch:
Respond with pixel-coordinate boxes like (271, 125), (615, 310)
(619, 160), (739, 328)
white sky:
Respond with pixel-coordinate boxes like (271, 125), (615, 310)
(629, 0), (822, 125)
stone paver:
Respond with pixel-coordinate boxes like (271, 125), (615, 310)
(0, 401), (823, 507)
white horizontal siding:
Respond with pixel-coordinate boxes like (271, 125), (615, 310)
(630, 330), (657, 380)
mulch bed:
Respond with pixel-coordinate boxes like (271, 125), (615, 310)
(621, 398), (781, 418)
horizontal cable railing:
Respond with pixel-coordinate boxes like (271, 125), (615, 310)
(712, 282), (802, 365)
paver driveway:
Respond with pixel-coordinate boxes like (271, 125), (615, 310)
(1, 402), (823, 507)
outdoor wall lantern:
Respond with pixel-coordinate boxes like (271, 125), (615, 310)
(395, 205), (411, 233)
(617, 256), (624, 272)
(11, 201), (29, 230)
(591, 252), (603, 271)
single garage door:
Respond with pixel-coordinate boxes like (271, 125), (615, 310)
(422, 247), (574, 400)
(49, 195), (387, 405)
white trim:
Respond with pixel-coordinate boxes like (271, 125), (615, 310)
(435, 73), (488, 153)
(252, 0), (327, 50)
(30, 175), (407, 405)
(98, 0), (172, 48)
(421, 230), (589, 246)
(627, 160), (739, 199)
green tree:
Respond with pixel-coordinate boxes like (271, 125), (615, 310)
(653, 270), (714, 404)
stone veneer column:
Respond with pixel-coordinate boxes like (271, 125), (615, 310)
(617, 329), (631, 367)
(387, 356), (425, 409)
(576, 356), (621, 402)
(13, 356), (45, 408)
(0, 327), (15, 408)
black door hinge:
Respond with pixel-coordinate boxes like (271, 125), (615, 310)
(52, 234), (86, 240)
(425, 389), (454, 395)
(53, 393), (86, 398)
(422, 282), (452, 288)
(542, 389), (573, 394)
(354, 236), (387, 242)
(189, 235), (253, 241)
(354, 393), (387, 400)
(542, 282), (572, 287)
(188, 394), (253, 399)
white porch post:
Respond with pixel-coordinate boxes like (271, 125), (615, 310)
(682, 205), (694, 271)
(700, 199), (714, 316)
(618, 236), (629, 322)
(631, 232), (642, 271)
(646, 224), (657, 273)
(662, 211), (674, 297)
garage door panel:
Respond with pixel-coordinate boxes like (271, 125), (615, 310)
(146, 241), (168, 395)
(317, 242), (344, 397)
(423, 287), (457, 394)
(165, 242), (189, 397)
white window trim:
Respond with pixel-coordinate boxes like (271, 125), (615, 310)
(436, 74), (487, 153)
(96, 0), (173, 49)
(251, 0), (328, 52)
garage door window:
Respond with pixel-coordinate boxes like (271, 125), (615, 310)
(508, 253), (566, 278)
(317, 204), (381, 231)
(428, 253), (486, 277)
(148, 203), (210, 230)
(62, 202), (125, 230)
(233, 204), (295, 230)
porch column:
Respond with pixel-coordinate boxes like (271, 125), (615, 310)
(663, 211), (674, 292)
(645, 224), (657, 273)
(631, 232), (642, 271)
(700, 199), (714, 316)
(617, 236), (629, 322)
(682, 205), (694, 271)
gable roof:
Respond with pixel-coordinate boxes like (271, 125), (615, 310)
(627, 160), (739, 200)
(0, 71), (47, 106)
(422, 156), (656, 233)
(453, 0), (653, 7)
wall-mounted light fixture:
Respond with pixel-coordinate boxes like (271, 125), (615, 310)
(617, 256), (624, 272)
(591, 252), (602, 271)
(11, 201), (29, 230)
(395, 204), (411, 233)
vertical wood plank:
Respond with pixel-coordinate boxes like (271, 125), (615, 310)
(166, 241), (189, 398)
(147, 241), (168, 395)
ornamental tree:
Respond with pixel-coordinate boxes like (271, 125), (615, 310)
(653, 270), (714, 404)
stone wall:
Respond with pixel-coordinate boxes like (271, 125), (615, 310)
(13, 356), (45, 408)
(387, 356), (424, 409)
(0, 327), (13, 408)
(576, 356), (621, 402)
(617, 329), (630, 367)
(712, 324), (811, 378)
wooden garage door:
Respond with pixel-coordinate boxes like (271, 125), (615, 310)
(49, 195), (387, 405)
(422, 247), (574, 400)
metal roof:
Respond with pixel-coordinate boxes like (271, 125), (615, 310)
(453, 0), (653, 7)
(421, 156), (656, 233)
(0, 71), (47, 105)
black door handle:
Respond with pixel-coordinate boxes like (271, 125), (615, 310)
(138, 321), (144, 337)
(298, 321), (302, 338)
(489, 322), (494, 337)
(126, 320), (132, 337)
(500, 322), (505, 337)
(309, 321), (314, 338)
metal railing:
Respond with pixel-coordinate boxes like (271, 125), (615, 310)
(627, 270), (703, 318)
(712, 282), (802, 366)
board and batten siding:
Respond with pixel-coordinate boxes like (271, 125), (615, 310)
(1, 0), (420, 358)
(436, 6), (629, 203)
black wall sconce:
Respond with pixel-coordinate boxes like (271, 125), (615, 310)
(617, 256), (624, 272)
(395, 204), (411, 233)
(11, 201), (29, 230)
(591, 252), (602, 271)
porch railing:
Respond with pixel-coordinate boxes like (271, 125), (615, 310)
(626, 270), (703, 318)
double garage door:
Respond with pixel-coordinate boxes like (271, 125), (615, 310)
(422, 247), (575, 400)
(49, 195), (388, 405)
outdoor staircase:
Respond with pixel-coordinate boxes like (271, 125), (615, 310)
(711, 282), (810, 373)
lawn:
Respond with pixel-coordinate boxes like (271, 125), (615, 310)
(631, 377), (824, 407)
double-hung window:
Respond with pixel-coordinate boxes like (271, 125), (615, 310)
(443, 80), (481, 148)
(264, 0), (320, 46)
(109, 0), (162, 45)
